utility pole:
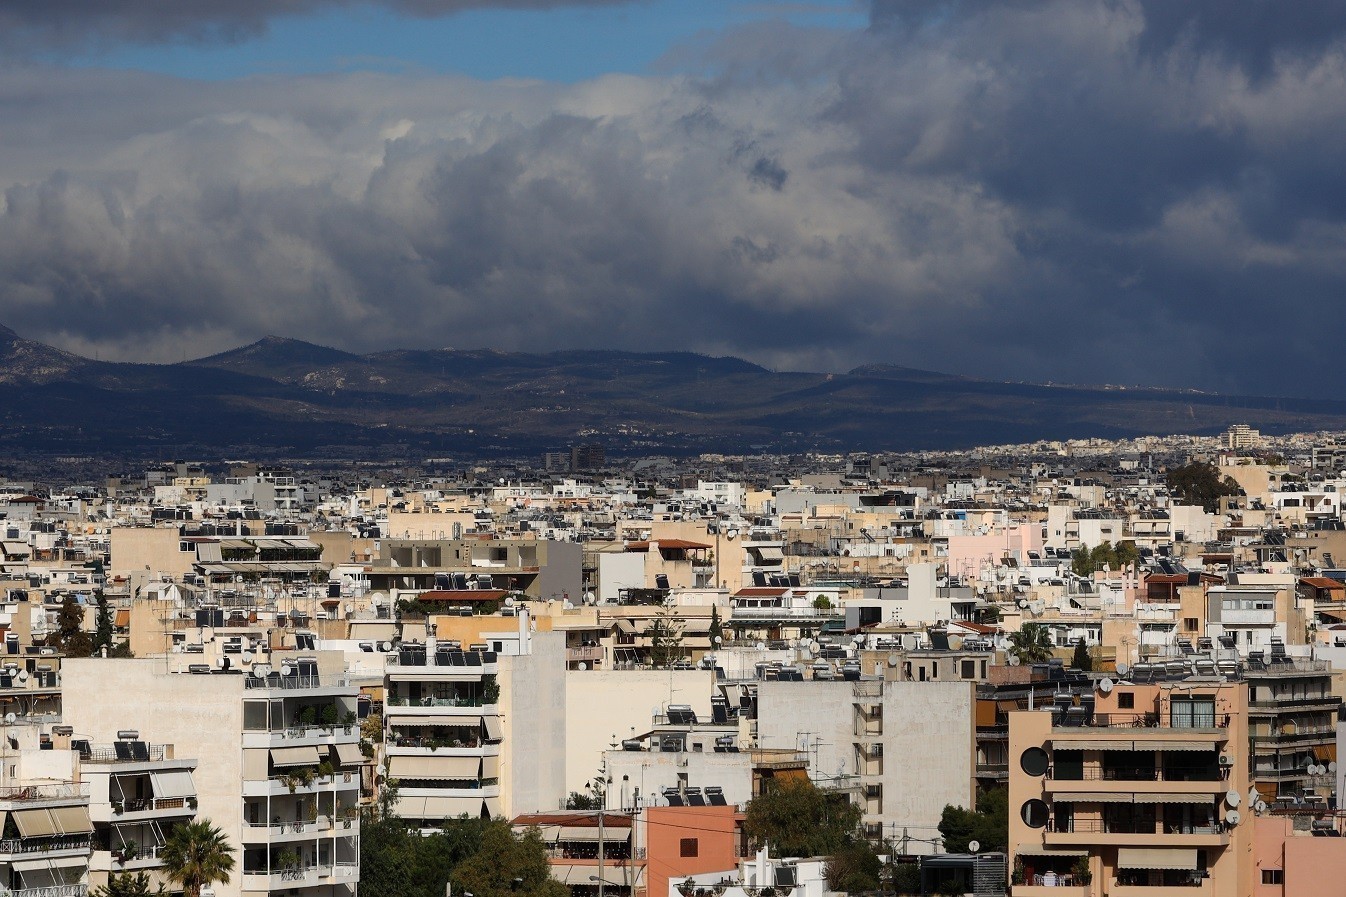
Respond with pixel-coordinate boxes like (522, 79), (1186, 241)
(597, 808), (605, 897)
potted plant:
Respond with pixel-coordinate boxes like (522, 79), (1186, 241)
(341, 711), (357, 734)
(1011, 857), (1025, 886)
(111, 799), (124, 815)
(1071, 856), (1093, 885)
(277, 848), (301, 876)
(316, 760), (336, 781)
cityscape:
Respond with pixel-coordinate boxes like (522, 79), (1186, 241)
(6, 2), (1346, 897)
(0, 423), (1345, 897)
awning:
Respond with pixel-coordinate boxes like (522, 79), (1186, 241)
(483, 717), (503, 742)
(333, 742), (364, 768)
(114, 609), (130, 628)
(1058, 740), (1133, 751)
(1131, 793), (1215, 804)
(50, 806), (92, 834)
(1116, 848), (1199, 871)
(387, 755), (480, 780)
(480, 755), (499, 780)
(271, 746), (321, 768)
(482, 796), (501, 818)
(1316, 744), (1338, 762)
(557, 827), (609, 841)
(387, 715), (454, 727)
(615, 620), (637, 635)
(1015, 848), (1087, 858)
(401, 795), (480, 819)
(755, 546), (784, 560)
(13, 809), (59, 837)
(1051, 792), (1138, 803)
(151, 770), (196, 800)
(12, 856), (86, 872)
(1142, 740), (1216, 752)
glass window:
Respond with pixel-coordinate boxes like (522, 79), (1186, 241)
(243, 701), (268, 731)
(1170, 698), (1216, 728)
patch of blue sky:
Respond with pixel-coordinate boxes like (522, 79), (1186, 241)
(47, 0), (868, 83)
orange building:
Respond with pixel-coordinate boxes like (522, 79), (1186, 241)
(643, 806), (744, 897)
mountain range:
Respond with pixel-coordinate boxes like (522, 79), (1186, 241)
(3, 323), (1345, 458)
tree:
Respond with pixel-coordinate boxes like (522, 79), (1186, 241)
(1166, 461), (1242, 512)
(1072, 541), (1141, 577)
(1070, 637), (1093, 672)
(91, 872), (165, 897)
(744, 779), (862, 858)
(824, 841), (881, 892)
(1007, 623), (1053, 665)
(812, 595), (834, 611)
(450, 823), (569, 897)
(938, 787), (1008, 854)
(564, 791), (601, 810)
(709, 605), (725, 647)
(648, 610), (685, 668)
(93, 590), (114, 655)
(160, 820), (235, 897)
(55, 598), (93, 657)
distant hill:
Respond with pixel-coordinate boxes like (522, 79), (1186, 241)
(2, 323), (1346, 457)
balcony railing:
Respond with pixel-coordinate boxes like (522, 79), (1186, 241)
(0, 886), (87, 897)
(1051, 818), (1221, 835)
(83, 745), (167, 763)
(387, 696), (488, 708)
(0, 784), (90, 801)
(566, 647), (604, 663)
(245, 675), (350, 690)
(0, 835), (93, 855)
(1250, 696), (1338, 708)
(1060, 713), (1230, 729)
(1048, 766), (1223, 782)
(113, 797), (190, 814)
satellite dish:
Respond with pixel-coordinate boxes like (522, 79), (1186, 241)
(504, 596), (515, 607)
(1115, 662), (1131, 678)
(1008, 655), (1021, 666)
(578, 663), (587, 671)
(1225, 810), (1241, 826)
(947, 635), (963, 650)
(380, 641), (392, 652)
(370, 592), (386, 606)
(344, 602), (353, 614)
(756, 642), (766, 650)
(968, 840), (980, 854)
(887, 653), (900, 668)
(1332, 762), (1339, 773)
(3, 713), (14, 724)
(1017, 598), (1028, 609)
(1098, 678), (1114, 694)
(1225, 789), (1241, 808)
(17, 670), (28, 682)
(242, 651), (254, 663)
(1255, 800), (1268, 814)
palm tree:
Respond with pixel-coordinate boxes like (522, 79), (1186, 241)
(1008, 622), (1054, 665)
(161, 820), (235, 897)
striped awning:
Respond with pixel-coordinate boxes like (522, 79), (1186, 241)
(1116, 848), (1199, 871)
(50, 806), (92, 834)
(13, 809), (59, 837)
(483, 716), (503, 742)
(387, 755), (479, 780)
(1141, 740), (1217, 752)
(333, 742), (364, 768)
(1316, 744), (1338, 762)
(1015, 848), (1087, 858)
(1052, 792), (1138, 803)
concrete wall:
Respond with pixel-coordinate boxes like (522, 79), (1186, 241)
(564, 670), (715, 795)
(110, 528), (194, 580)
(502, 632), (568, 815)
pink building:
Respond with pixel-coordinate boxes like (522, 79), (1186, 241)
(1254, 816), (1346, 896)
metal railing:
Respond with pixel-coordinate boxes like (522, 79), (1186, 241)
(0, 835), (93, 855)
(1051, 818), (1221, 835)
(1048, 766), (1224, 782)
(1062, 713), (1230, 729)
(114, 797), (189, 814)
(0, 784), (89, 801)
(0, 885), (87, 897)
(245, 675), (350, 690)
(83, 745), (167, 763)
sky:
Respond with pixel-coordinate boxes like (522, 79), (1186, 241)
(1, 0), (1345, 398)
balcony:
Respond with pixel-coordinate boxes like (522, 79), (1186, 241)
(0, 834), (93, 859)
(242, 862), (359, 890)
(242, 772), (360, 798)
(566, 647), (604, 664)
(0, 784), (90, 805)
(244, 675), (352, 693)
(1249, 696), (1339, 710)
(107, 796), (194, 822)
(1054, 713), (1231, 731)
(1013, 886), (1089, 897)
(1044, 818), (1228, 849)
(241, 816), (360, 844)
(0, 886), (87, 897)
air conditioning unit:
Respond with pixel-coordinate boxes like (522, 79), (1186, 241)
(1219, 755), (1234, 767)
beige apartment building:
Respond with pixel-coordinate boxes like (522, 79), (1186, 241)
(61, 655), (361, 897)
(1008, 678), (1253, 896)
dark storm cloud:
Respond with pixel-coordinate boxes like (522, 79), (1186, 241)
(5, 1), (1346, 397)
(0, 0), (629, 48)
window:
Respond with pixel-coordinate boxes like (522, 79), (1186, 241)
(1117, 692), (1134, 709)
(1184, 618), (1199, 632)
(680, 838), (699, 858)
(1171, 697), (1217, 728)
(961, 660), (976, 679)
(1262, 870), (1283, 885)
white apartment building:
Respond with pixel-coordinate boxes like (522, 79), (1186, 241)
(61, 655), (361, 897)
